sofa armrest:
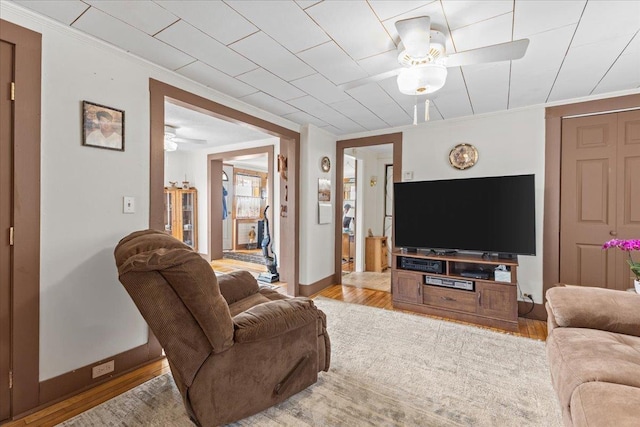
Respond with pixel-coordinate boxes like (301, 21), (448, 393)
(233, 298), (321, 343)
(217, 271), (259, 305)
(546, 286), (640, 337)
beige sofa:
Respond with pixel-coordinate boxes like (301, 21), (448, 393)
(545, 286), (640, 426)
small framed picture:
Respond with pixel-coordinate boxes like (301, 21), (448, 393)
(318, 178), (331, 202)
(82, 101), (124, 151)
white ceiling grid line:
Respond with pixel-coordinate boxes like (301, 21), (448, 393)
(6, 0), (640, 138)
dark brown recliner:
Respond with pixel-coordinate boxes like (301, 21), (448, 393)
(114, 229), (330, 426)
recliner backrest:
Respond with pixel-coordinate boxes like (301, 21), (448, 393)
(115, 230), (234, 387)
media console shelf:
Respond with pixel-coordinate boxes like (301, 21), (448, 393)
(392, 251), (519, 331)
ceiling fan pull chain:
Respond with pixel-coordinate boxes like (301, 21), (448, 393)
(425, 99), (430, 121)
(413, 96), (418, 125)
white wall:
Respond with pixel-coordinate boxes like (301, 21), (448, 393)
(400, 108), (545, 302)
(299, 125), (337, 286)
(1, 3), (298, 381)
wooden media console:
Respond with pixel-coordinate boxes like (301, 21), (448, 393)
(391, 251), (519, 331)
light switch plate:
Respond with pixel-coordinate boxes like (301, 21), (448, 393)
(123, 196), (135, 213)
(403, 171), (414, 181)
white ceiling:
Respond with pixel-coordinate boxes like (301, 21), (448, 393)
(165, 101), (273, 150)
(12, 0), (640, 135)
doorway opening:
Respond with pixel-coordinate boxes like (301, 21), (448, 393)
(152, 80), (300, 295)
(335, 133), (402, 294)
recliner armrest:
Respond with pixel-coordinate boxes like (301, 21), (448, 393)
(546, 286), (640, 337)
(233, 298), (321, 343)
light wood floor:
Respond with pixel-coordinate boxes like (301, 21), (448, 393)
(5, 275), (546, 426)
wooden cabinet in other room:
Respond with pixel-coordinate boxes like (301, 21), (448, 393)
(365, 236), (388, 272)
(164, 187), (198, 251)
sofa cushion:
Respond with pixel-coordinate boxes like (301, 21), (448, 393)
(547, 328), (640, 411)
(571, 382), (640, 427)
(546, 286), (640, 337)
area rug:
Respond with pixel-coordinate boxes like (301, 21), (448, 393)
(342, 271), (391, 292)
(60, 298), (561, 426)
(222, 250), (266, 265)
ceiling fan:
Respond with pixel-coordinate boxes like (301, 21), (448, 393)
(164, 125), (207, 151)
(340, 16), (529, 101)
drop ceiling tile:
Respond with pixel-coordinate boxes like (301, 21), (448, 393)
(509, 25), (576, 107)
(549, 33), (635, 101)
(84, 0), (177, 35)
(347, 85), (411, 127)
(358, 50), (400, 76)
(12, 0), (88, 25)
(369, 1), (436, 21)
(176, 61), (258, 98)
(295, 0), (322, 10)
(239, 92), (300, 116)
(283, 111), (328, 128)
(509, 68), (558, 109)
(451, 13), (513, 53)
(572, 1), (640, 47)
(155, 20), (257, 76)
(290, 74), (351, 104)
(306, 1), (394, 60)
(513, 0), (585, 39)
(441, 0), (513, 31)
(230, 32), (315, 81)
(236, 68), (306, 101)
(319, 125), (342, 135)
(330, 98), (386, 129)
(72, 7), (194, 70)
(462, 62), (510, 114)
(155, 1), (257, 45)
(288, 96), (365, 132)
(593, 35), (640, 94)
(298, 42), (369, 85)
(226, 1), (329, 53)
(426, 67), (473, 119)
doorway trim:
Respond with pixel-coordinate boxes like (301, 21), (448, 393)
(543, 93), (640, 303)
(335, 133), (402, 283)
(149, 79), (300, 295)
(206, 146), (274, 261)
(0, 19), (41, 417)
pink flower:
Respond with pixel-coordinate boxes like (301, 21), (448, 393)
(603, 239), (640, 280)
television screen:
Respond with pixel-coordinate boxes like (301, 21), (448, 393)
(393, 174), (536, 256)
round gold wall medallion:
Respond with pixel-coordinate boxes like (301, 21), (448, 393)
(449, 143), (478, 170)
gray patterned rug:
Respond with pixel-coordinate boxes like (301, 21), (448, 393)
(60, 298), (561, 426)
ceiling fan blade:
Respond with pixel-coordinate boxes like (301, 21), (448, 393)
(446, 39), (530, 68)
(174, 137), (207, 144)
(395, 16), (431, 58)
(338, 68), (404, 91)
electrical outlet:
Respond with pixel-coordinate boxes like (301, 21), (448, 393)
(92, 360), (115, 378)
(523, 293), (532, 299)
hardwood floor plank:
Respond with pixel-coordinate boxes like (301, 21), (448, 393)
(7, 260), (546, 427)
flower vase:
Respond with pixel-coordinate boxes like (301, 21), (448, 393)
(635, 279), (640, 294)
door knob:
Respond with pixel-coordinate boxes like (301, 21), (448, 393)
(609, 231), (617, 236)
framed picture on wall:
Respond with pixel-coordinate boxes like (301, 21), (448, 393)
(318, 178), (331, 202)
(82, 101), (125, 151)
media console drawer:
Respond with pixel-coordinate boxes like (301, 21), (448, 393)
(423, 286), (476, 314)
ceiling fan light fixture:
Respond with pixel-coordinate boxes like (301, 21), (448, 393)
(397, 64), (447, 96)
(164, 138), (178, 152)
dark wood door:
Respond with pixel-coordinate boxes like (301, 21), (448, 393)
(0, 38), (13, 422)
(560, 111), (640, 290)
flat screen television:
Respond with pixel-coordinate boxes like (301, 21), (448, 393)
(393, 174), (536, 256)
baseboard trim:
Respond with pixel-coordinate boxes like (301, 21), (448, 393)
(517, 301), (547, 321)
(299, 274), (335, 297)
(38, 342), (162, 407)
